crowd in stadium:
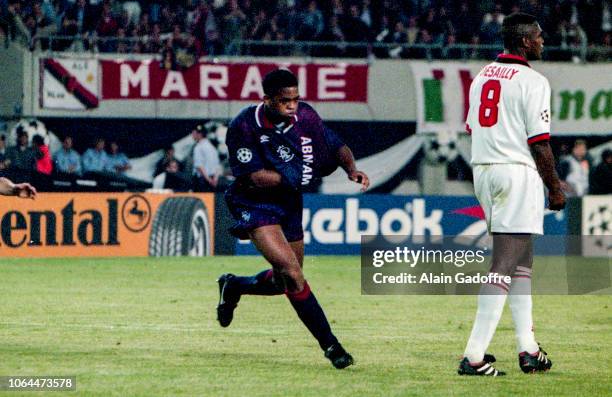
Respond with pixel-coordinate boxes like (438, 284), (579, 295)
(1, 1), (610, 60)
(0, 123), (228, 192)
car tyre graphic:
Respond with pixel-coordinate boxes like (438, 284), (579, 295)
(149, 197), (211, 257)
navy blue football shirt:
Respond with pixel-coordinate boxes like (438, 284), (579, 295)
(226, 102), (344, 191)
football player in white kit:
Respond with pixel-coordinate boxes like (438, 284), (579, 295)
(458, 13), (566, 376)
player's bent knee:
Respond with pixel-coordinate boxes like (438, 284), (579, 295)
(279, 266), (305, 293)
(490, 260), (518, 276)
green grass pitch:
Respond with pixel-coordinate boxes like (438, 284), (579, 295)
(0, 257), (610, 396)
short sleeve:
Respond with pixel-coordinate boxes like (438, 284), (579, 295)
(301, 102), (344, 153)
(226, 118), (265, 178)
(525, 77), (551, 145)
(323, 126), (344, 153)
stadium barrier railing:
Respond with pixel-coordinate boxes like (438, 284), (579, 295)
(26, 35), (612, 63)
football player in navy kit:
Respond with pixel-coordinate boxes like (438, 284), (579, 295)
(217, 69), (369, 369)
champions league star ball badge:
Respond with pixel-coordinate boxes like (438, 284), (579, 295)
(237, 148), (253, 163)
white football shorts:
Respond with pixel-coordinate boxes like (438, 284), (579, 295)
(473, 163), (545, 235)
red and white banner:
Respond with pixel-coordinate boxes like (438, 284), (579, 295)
(41, 58), (100, 110)
(101, 61), (368, 102)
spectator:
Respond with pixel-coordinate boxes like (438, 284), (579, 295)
(96, 3), (119, 52)
(31, 0), (57, 49)
(145, 22), (163, 53)
(468, 34), (484, 59)
(388, 20), (408, 58)
(53, 135), (81, 176)
(137, 12), (151, 36)
(115, 27), (129, 53)
(175, 33), (200, 67)
(420, 28), (437, 57)
(149, 0), (162, 25)
(331, 0), (344, 18)
(154, 145), (182, 177)
(191, 124), (220, 192)
(122, 0), (141, 28)
(160, 39), (177, 70)
(374, 14), (392, 44)
(602, 1), (611, 40)
(3, 0), (31, 46)
(0, 134), (8, 172)
(5, 128), (36, 182)
(222, 0), (246, 55)
(32, 134), (52, 175)
(479, 2), (504, 47)
(192, 1), (220, 55)
(341, 3), (370, 57)
(589, 149), (612, 195)
(360, 0), (373, 29)
(318, 14), (346, 57)
(579, 0), (603, 44)
(64, 0), (94, 35)
(248, 9), (269, 40)
(406, 16), (419, 45)
(266, 14), (286, 51)
(23, 13), (36, 39)
(559, 20), (588, 49)
(443, 33), (462, 59)
(559, 139), (591, 197)
(105, 140), (153, 190)
(105, 141), (131, 174)
(152, 159), (191, 192)
(298, 0), (324, 40)
(453, 1), (476, 44)
(420, 8), (444, 44)
(277, 0), (300, 41)
(171, 24), (185, 49)
(82, 137), (109, 175)
(57, 0), (94, 51)
(159, 3), (179, 33)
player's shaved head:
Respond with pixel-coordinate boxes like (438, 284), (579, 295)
(501, 12), (538, 51)
(262, 69), (298, 97)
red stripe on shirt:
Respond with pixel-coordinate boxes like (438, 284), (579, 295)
(527, 133), (550, 145)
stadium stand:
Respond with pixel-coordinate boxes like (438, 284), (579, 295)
(1, 0), (610, 61)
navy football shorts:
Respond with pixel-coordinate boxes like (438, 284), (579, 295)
(225, 190), (304, 242)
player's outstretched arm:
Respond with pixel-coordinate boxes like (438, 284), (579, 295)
(0, 177), (14, 195)
(530, 141), (565, 210)
(336, 145), (370, 191)
(0, 177), (37, 199)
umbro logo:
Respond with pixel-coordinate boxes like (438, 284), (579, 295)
(540, 109), (550, 122)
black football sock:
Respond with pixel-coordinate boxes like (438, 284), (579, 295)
(286, 282), (339, 351)
(233, 269), (283, 296)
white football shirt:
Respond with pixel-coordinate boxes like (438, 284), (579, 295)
(467, 54), (551, 169)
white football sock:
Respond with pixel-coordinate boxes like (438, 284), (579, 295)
(509, 266), (539, 354)
(464, 276), (509, 364)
